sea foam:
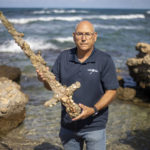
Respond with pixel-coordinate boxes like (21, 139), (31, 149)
(94, 24), (144, 30)
(5, 16), (82, 24)
(0, 14), (145, 25)
(32, 10), (52, 14)
(85, 14), (145, 20)
(0, 38), (57, 53)
(54, 37), (73, 43)
(146, 11), (150, 14)
(32, 9), (88, 14)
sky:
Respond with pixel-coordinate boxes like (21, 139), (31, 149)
(0, 0), (150, 9)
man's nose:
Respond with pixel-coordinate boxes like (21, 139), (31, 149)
(81, 34), (86, 40)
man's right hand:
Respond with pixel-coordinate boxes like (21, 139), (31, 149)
(36, 67), (49, 82)
(36, 67), (52, 90)
(36, 69), (43, 82)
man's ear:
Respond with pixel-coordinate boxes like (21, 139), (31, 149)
(94, 32), (98, 42)
(72, 32), (75, 41)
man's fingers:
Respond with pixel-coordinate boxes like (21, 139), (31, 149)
(37, 71), (42, 77)
(36, 69), (44, 81)
(79, 103), (87, 110)
(37, 66), (49, 82)
(79, 103), (84, 107)
(72, 112), (84, 121)
(71, 103), (86, 121)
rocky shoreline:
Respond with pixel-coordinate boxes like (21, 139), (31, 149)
(0, 66), (28, 134)
(0, 65), (21, 83)
(0, 43), (150, 150)
(116, 42), (150, 107)
(127, 43), (150, 89)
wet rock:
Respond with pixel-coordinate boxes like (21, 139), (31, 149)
(116, 75), (150, 106)
(126, 42), (150, 89)
(117, 87), (136, 101)
(117, 76), (124, 87)
(0, 77), (28, 134)
(0, 65), (21, 83)
(116, 68), (123, 73)
(107, 142), (135, 150)
(116, 75), (136, 101)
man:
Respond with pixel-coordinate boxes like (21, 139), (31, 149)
(37, 20), (119, 150)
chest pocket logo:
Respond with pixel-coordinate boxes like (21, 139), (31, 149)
(87, 68), (98, 75)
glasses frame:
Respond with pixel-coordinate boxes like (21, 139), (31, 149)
(74, 32), (95, 39)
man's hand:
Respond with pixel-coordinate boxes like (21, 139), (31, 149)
(72, 103), (95, 121)
(36, 67), (52, 90)
(36, 67), (49, 82)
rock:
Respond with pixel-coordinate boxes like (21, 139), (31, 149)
(126, 42), (150, 89)
(117, 87), (136, 101)
(116, 68), (122, 73)
(117, 75), (137, 101)
(116, 75), (150, 105)
(0, 65), (21, 82)
(136, 42), (150, 54)
(0, 77), (28, 134)
(117, 76), (124, 87)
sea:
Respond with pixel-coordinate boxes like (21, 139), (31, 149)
(0, 8), (150, 71)
(0, 8), (150, 149)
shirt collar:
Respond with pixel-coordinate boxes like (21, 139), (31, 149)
(69, 47), (96, 64)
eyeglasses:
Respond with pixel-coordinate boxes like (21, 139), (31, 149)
(75, 32), (95, 39)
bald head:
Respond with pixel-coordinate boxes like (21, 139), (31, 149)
(73, 20), (97, 53)
(75, 20), (95, 33)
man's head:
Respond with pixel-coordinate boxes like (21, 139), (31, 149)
(73, 20), (97, 52)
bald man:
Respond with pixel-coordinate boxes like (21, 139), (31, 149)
(37, 20), (119, 150)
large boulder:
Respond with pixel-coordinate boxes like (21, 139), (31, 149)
(117, 87), (136, 101)
(116, 76), (136, 100)
(0, 77), (28, 134)
(116, 75), (150, 105)
(0, 65), (21, 82)
(126, 43), (150, 89)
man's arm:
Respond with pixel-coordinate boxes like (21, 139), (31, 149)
(94, 90), (117, 111)
(72, 89), (117, 121)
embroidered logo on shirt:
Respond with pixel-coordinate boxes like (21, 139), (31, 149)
(87, 69), (98, 75)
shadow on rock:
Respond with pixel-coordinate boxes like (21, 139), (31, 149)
(0, 143), (12, 150)
(34, 142), (63, 150)
(135, 87), (150, 103)
(119, 128), (150, 150)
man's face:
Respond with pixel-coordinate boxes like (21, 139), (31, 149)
(73, 22), (97, 52)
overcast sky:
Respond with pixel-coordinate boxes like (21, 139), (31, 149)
(0, 0), (150, 9)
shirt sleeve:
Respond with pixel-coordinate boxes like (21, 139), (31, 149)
(101, 56), (119, 90)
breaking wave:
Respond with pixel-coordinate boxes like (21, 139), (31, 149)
(85, 14), (145, 20)
(0, 38), (58, 53)
(54, 37), (73, 43)
(32, 9), (88, 14)
(0, 14), (145, 25)
(94, 24), (144, 30)
(4, 16), (82, 24)
(146, 10), (150, 14)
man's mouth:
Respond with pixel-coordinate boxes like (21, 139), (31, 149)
(80, 43), (88, 46)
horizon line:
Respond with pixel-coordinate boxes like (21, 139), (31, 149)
(0, 7), (150, 10)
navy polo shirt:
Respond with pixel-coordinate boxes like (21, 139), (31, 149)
(52, 47), (119, 132)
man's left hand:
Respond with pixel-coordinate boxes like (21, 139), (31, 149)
(72, 103), (95, 121)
